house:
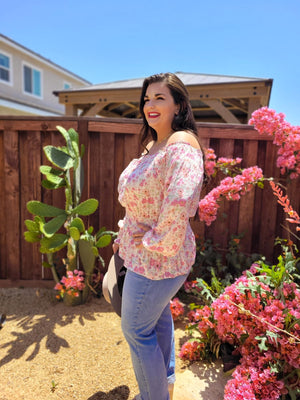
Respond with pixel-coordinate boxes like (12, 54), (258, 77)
(0, 34), (91, 116)
(54, 72), (273, 124)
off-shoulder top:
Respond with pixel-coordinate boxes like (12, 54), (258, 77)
(116, 141), (204, 280)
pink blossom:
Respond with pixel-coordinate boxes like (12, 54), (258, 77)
(54, 269), (86, 299)
(179, 340), (205, 361)
(170, 297), (185, 320)
(250, 107), (300, 179)
(198, 166), (263, 225)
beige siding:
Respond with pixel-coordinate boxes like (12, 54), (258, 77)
(0, 37), (89, 115)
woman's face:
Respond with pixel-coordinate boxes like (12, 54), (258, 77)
(143, 82), (179, 136)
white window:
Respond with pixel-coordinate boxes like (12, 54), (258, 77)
(0, 52), (11, 83)
(23, 64), (42, 96)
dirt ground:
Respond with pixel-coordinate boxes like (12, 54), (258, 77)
(0, 288), (229, 400)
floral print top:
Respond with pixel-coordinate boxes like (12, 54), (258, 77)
(116, 141), (204, 280)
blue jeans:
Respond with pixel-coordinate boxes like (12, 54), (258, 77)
(121, 269), (188, 400)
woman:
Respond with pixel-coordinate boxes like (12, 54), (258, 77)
(113, 73), (204, 400)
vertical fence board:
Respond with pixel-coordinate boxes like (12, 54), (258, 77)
(0, 131), (5, 278)
(88, 131), (101, 234)
(19, 131), (42, 279)
(238, 140), (259, 253)
(258, 141), (281, 260)
(98, 132), (115, 263)
(3, 129), (21, 280)
(211, 138), (235, 249)
(113, 134), (126, 231)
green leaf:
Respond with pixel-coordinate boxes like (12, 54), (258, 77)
(266, 330), (279, 346)
(43, 172), (66, 186)
(96, 234), (112, 248)
(69, 226), (80, 241)
(56, 126), (79, 159)
(40, 165), (62, 176)
(72, 199), (99, 216)
(68, 128), (79, 146)
(70, 217), (85, 233)
(41, 214), (67, 237)
(24, 231), (41, 243)
(257, 181), (264, 189)
(255, 336), (269, 352)
(74, 158), (84, 205)
(25, 219), (39, 232)
(78, 239), (96, 274)
(44, 145), (74, 170)
(92, 246), (99, 257)
(27, 201), (66, 217)
(87, 226), (94, 234)
(42, 179), (66, 190)
(42, 261), (52, 268)
(80, 144), (85, 158)
(40, 234), (68, 253)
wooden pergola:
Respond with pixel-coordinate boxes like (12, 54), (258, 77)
(53, 72), (273, 124)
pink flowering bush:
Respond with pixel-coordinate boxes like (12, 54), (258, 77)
(249, 107), (300, 180)
(199, 107), (299, 226)
(179, 108), (300, 399)
(54, 269), (85, 299)
(180, 245), (300, 399)
(199, 165), (263, 226)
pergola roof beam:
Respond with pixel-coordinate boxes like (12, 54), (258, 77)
(202, 99), (241, 124)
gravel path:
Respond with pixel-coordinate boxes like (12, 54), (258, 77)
(0, 288), (229, 400)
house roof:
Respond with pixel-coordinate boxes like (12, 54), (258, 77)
(0, 33), (91, 85)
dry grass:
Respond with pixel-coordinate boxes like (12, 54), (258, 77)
(0, 288), (229, 400)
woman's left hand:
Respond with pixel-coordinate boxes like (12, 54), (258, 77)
(132, 223), (150, 248)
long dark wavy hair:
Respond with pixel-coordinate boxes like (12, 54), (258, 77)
(139, 72), (199, 147)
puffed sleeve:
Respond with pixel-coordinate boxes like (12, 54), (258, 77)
(142, 143), (203, 257)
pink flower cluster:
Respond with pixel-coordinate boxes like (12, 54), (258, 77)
(170, 297), (185, 320)
(249, 107), (300, 179)
(198, 166), (263, 225)
(212, 269), (300, 400)
(204, 148), (242, 177)
(179, 340), (205, 361)
(187, 305), (215, 335)
(54, 269), (85, 298)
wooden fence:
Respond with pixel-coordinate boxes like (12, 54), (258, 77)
(0, 116), (298, 287)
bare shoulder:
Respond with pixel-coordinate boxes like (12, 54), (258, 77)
(168, 131), (200, 150)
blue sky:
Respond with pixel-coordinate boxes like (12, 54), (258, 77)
(2, 0), (300, 125)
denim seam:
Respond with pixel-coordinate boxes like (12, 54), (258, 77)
(131, 276), (152, 400)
